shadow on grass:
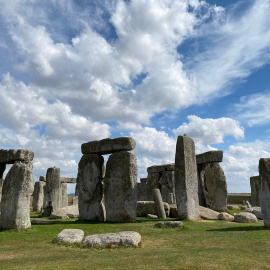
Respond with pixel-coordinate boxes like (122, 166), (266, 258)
(208, 225), (270, 232)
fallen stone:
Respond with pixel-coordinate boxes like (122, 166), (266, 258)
(82, 231), (141, 247)
(81, 137), (136, 155)
(31, 219), (53, 224)
(0, 149), (34, 164)
(196, 151), (223, 165)
(234, 212), (257, 223)
(218, 212), (234, 221)
(227, 205), (239, 210)
(137, 201), (170, 217)
(50, 204), (79, 219)
(147, 163), (174, 173)
(153, 221), (184, 228)
(199, 206), (219, 220)
(50, 208), (69, 219)
(56, 229), (84, 244)
(147, 214), (158, 219)
(104, 151), (137, 222)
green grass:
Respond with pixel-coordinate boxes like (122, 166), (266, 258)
(0, 212), (270, 270)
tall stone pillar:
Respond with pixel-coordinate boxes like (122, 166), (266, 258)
(259, 158), (270, 227)
(32, 181), (46, 211)
(174, 135), (199, 220)
(104, 151), (137, 222)
(61, 183), (68, 208)
(77, 154), (105, 221)
(1, 161), (34, 229)
(0, 164), (5, 206)
(250, 176), (261, 207)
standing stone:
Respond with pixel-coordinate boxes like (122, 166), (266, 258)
(61, 183), (68, 208)
(137, 181), (147, 201)
(250, 176), (261, 207)
(77, 154), (105, 222)
(0, 164), (5, 205)
(153, 189), (166, 219)
(199, 163), (227, 211)
(0, 161), (34, 229)
(160, 171), (175, 204)
(32, 181), (46, 211)
(146, 172), (160, 201)
(42, 167), (61, 216)
(104, 151), (137, 222)
(259, 158), (270, 227)
(174, 135), (199, 220)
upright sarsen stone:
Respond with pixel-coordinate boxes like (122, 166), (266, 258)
(0, 164), (5, 205)
(104, 151), (137, 222)
(259, 158), (270, 227)
(174, 135), (199, 220)
(250, 176), (261, 207)
(77, 154), (105, 221)
(61, 183), (68, 208)
(32, 181), (46, 211)
(0, 161), (34, 229)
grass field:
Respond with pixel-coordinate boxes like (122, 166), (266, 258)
(0, 209), (270, 270)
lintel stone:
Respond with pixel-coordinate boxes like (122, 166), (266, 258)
(147, 163), (174, 173)
(196, 151), (223, 165)
(0, 149), (34, 164)
(60, 177), (77, 183)
(81, 137), (136, 155)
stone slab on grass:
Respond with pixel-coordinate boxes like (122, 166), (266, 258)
(82, 231), (141, 248)
(227, 205), (239, 210)
(0, 149), (34, 164)
(199, 206), (219, 220)
(81, 137), (136, 155)
(153, 221), (184, 228)
(56, 229), (84, 244)
(234, 212), (257, 223)
(218, 212), (234, 221)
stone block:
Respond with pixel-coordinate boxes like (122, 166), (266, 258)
(137, 201), (170, 217)
(0, 161), (34, 230)
(137, 182), (147, 201)
(60, 177), (77, 183)
(153, 189), (166, 219)
(250, 176), (261, 207)
(0, 149), (34, 164)
(56, 229), (84, 244)
(174, 135), (200, 220)
(81, 137), (136, 155)
(146, 172), (160, 201)
(104, 151), (137, 222)
(160, 171), (175, 204)
(39, 176), (46, 182)
(77, 154), (105, 222)
(196, 151), (223, 165)
(199, 206), (219, 220)
(259, 158), (270, 227)
(32, 181), (46, 211)
(140, 178), (147, 184)
(147, 163), (174, 173)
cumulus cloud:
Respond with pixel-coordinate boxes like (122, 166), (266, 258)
(173, 115), (244, 145)
(233, 92), (270, 126)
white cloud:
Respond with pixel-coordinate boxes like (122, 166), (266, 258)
(233, 92), (270, 126)
(173, 115), (244, 144)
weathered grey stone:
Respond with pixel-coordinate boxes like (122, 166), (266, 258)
(160, 171), (175, 204)
(77, 154), (105, 222)
(196, 151), (223, 165)
(227, 205), (239, 210)
(56, 229), (84, 243)
(61, 183), (68, 208)
(259, 158), (270, 227)
(72, 196), (78, 205)
(147, 163), (175, 173)
(245, 200), (252, 208)
(0, 149), (34, 164)
(198, 162), (227, 211)
(145, 172), (160, 201)
(241, 205), (247, 210)
(174, 135), (200, 220)
(169, 204), (178, 218)
(50, 204), (79, 219)
(153, 189), (166, 219)
(218, 212), (234, 221)
(0, 164), (5, 205)
(252, 207), (263, 220)
(234, 212), (257, 223)
(0, 161), (34, 230)
(153, 221), (184, 228)
(199, 206), (219, 220)
(137, 201), (170, 217)
(60, 177), (77, 183)
(31, 219), (53, 224)
(32, 181), (46, 211)
(250, 176), (261, 207)
(140, 178), (147, 184)
(42, 167), (62, 216)
(81, 137), (136, 155)
(137, 182), (147, 201)
(82, 231), (141, 247)
(104, 151), (137, 222)
(244, 208), (253, 213)
(147, 214), (158, 219)
(39, 176), (46, 182)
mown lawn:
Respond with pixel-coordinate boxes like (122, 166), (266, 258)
(0, 211), (269, 270)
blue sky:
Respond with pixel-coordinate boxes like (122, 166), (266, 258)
(0, 0), (269, 193)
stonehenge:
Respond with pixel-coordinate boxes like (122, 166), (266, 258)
(250, 176), (261, 207)
(0, 149), (34, 230)
(78, 137), (138, 222)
